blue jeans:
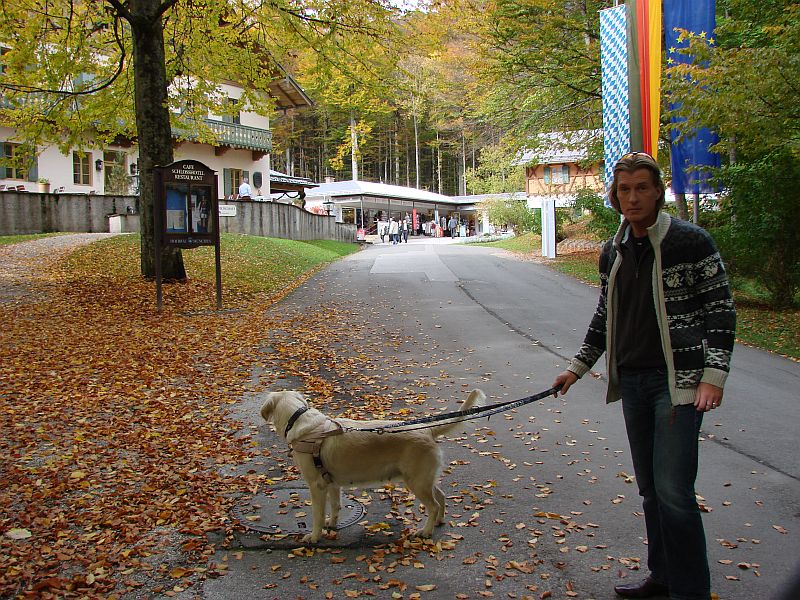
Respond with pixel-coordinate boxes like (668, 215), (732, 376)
(619, 368), (710, 600)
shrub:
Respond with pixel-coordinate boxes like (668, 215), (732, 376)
(572, 187), (620, 239)
(479, 197), (540, 235)
(711, 150), (800, 309)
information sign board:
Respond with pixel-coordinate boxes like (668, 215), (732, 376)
(153, 160), (222, 310)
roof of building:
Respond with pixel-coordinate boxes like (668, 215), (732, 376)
(305, 180), (461, 204)
(270, 170), (313, 187)
(268, 68), (313, 111)
(452, 192), (528, 203)
(516, 130), (601, 166)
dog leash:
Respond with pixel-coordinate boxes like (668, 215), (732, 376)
(347, 385), (563, 434)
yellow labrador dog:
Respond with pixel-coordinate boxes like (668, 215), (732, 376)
(260, 389), (484, 543)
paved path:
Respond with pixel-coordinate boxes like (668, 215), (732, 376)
(0, 233), (119, 302)
(203, 240), (799, 600)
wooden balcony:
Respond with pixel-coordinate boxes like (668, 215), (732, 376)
(171, 118), (273, 155)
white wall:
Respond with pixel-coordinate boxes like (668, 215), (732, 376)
(173, 142), (271, 198)
(211, 82), (270, 131)
(0, 127), (138, 195)
(1, 132), (272, 199)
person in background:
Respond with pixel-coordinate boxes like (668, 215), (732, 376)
(238, 177), (252, 198)
(552, 152), (736, 600)
(448, 215), (458, 238)
(401, 218), (409, 243)
(389, 217), (399, 245)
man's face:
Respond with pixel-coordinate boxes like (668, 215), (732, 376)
(615, 168), (661, 232)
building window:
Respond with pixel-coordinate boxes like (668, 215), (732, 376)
(221, 98), (240, 125)
(73, 151), (92, 185)
(104, 150), (128, 193)
(543, 165), (570, 185)
(0, 47), (9, 75)
(232, 168), (243, 192)
(2, 143), (29, 180)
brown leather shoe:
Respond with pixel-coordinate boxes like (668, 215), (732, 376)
(614, 576), (669, 598)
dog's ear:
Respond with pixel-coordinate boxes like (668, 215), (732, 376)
(260, 393), (276, 423)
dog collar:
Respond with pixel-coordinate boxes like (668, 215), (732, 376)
(285, 406), (309, 437)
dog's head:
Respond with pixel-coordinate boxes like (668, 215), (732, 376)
(260, 390), (309, 434)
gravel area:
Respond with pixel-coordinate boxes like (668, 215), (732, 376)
(0, 233), (120, 303)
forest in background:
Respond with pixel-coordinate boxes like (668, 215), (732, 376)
(269, 0), (610, 196)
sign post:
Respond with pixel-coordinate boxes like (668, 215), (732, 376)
(153, 160), (222, 311)
(541, 198), (557, 259)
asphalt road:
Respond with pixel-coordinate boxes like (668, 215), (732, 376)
(196, 237), (799, 600)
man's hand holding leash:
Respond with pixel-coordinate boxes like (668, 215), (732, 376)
(552, 370), (579, 396)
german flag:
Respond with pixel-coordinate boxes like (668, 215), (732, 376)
(626, 0), (662, 158)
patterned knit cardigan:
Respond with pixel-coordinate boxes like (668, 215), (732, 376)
(567, 211), (737, 406)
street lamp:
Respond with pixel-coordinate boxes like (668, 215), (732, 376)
(322, 196), (334, 216)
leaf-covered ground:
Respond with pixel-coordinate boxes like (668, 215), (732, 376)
(0, 234), (361, 598)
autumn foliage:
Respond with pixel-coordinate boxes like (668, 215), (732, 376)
(0, 236), (353, 598)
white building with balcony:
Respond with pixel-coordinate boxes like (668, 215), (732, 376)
(0, 69), (311, 200)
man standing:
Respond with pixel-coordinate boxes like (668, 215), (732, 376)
(448, 215), (458, 238)
(553, 152), (736, 600)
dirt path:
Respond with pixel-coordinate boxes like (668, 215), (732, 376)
(0, 233), (120, 303)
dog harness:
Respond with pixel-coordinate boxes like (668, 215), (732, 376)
(284, 406), (343, 483)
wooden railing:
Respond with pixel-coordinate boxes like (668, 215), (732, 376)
(171, 118), (273, 152)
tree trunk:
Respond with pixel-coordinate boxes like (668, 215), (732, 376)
(350, 110), (359, 181)
(129, 1), (185, 280)
(405, 136), (410, 187)
(394, 114), (400, 185)
(675, 193), (689, 220)
(436, 131), (442, 195)
(413, 102), (420, 189)
(461, 130), (467, 196)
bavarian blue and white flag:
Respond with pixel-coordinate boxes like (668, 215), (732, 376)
(600, 5), (630, 191)
(665, 1), (720, 194)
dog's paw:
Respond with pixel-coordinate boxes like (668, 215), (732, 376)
(301, 532), (320, 544)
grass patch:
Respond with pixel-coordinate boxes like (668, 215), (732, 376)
(183, 234), (359, 296)
(735, 301), (800, 359)
(61, 233), (360, 303)
(473, 232), (541, 253)
(551, 252), (600, 286)
(0, 232), (68, 245)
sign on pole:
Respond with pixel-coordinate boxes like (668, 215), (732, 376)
(541, 199), (557, 259)
(153, 160), (222, 311)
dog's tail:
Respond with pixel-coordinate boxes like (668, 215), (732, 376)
(430, 389), (485, 437)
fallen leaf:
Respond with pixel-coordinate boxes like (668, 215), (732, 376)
(772, 525), (788, 534)
(5, 528), (32, 540)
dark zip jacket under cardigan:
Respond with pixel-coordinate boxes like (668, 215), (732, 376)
(567, 211), (737, 406)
